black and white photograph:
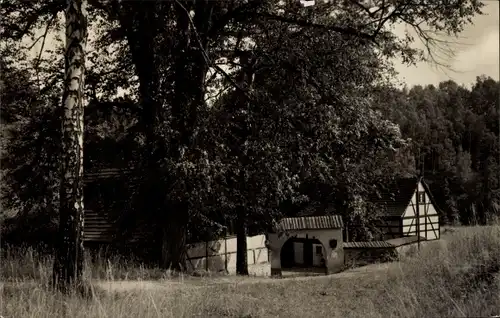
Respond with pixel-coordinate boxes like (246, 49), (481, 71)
(0, 0), (499, 317)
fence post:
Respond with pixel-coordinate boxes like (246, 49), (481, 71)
(224, 230), (228, 272)
(205, 240), (208, 271)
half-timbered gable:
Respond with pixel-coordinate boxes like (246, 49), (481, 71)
(372, 177), (441, 241)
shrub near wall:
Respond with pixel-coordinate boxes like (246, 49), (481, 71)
(344, 248), (397, 267)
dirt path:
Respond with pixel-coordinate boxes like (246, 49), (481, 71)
(0, 262), (402, 293)
(93, 262), (402, 293)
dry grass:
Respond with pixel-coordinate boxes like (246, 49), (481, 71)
(2, 225), (500, 318)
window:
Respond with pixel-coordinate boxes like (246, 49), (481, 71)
(315, 246), (323, 255)
(418, 192), (426, 203)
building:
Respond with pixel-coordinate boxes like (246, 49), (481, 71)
(266, 215), (344, 276)
(83, 168), (147, 246)
(367, 176), (441, 241)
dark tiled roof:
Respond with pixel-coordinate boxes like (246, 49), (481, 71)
(373, 177), (419, 217)
(343, 241), (393, 249)
(275, 215), (343, 232)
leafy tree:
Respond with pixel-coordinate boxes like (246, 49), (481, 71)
(374, 76), (500, 226)
(0, 0), (488, 273)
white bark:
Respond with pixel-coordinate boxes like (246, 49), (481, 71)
(53, 0), (88, 291)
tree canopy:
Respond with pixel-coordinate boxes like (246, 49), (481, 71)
(1, 0), (496, 271)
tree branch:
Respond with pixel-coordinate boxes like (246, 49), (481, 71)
(256, 12), (379, 45)
(85, 99), (141, 116)
(2, 1), (65, 40)
(35, 12), (58, 92)
(174, 0), (251, 100)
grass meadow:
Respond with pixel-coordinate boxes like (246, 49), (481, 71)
(1, 225), (500, 318)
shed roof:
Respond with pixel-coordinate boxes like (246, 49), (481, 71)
(343, 241), (393, 249)
(275, 215), (343, 232)
(343, 235), (427, 250)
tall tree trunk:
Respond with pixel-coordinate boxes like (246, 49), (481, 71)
(156, 2), (212, 270)
(160, 202), (188, 270)
(236, 208), (249, 275)
(118, 3), (171, 268)
(117, 1), (212, 270)
(235, 52), (253, 276)
(52, 0), (88, 293)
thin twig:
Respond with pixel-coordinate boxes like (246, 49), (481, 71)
(35, 13), (58, 93)
(173, 0), (252, 100)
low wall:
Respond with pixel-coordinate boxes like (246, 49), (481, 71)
(186, 234), (270, 276)
(344, 248), (396, 267)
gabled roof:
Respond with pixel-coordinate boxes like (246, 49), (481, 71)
(275, 215), (343, 232)
(372, 177), (439, 217)
(372, 176), (442, 218)
(372, 177), (419, 217)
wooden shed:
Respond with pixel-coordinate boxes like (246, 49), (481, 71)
(82, 168), (161, 260)
(370, 176), (441, 241)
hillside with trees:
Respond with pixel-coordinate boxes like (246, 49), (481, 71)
(1, 0), (497, 283)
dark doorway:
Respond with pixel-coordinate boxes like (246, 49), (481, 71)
(281, 239), (295, 268)
(303, 240), (313, 266)
(280, 237), (324, 269)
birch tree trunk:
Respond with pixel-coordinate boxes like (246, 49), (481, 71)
(52, 0), (88, 292)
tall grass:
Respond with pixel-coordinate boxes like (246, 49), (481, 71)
(1, 246), (176, 282)
(2, 225), (499, 317)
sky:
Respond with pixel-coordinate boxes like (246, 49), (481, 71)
(393, 1), (499, 88)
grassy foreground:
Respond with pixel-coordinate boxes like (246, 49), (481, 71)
(2, 226), (500, 318)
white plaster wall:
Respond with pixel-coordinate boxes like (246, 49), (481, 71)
(268, 228), (344, 275)
(185, 234), (269, 275)
(401, 214), (439, 240)
(403, 181), (428, 218)
(403, 192), (416, 217)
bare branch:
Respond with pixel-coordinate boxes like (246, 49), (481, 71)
(35, 12), (58, 92)
(1, 1), (64, 40)
(85, 99), (141, 116)
(174, 0), (251, 99)
(257, 12), (379, 45)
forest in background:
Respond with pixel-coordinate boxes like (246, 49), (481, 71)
(0, 0), (498, 269)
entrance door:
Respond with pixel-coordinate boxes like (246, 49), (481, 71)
(312, 244), (324, 267)
(303, 241), (313, 266)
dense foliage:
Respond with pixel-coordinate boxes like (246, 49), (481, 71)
(373, 77), (500, 225)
